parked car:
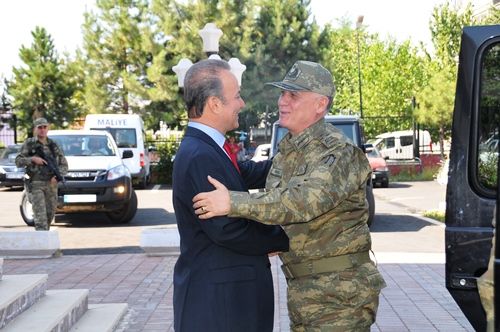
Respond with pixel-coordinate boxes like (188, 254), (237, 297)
(366, 146), (389, 188)
(0, 144), (24, 188)
(271, 115), (376, 227)
(251, 143), (271, 162)
(20, 130), (138, 226)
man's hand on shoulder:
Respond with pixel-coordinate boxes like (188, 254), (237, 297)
(193, 176), (231, 219)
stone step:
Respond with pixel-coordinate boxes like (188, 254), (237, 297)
(0, 230), (60, 259)
(140, 227), (180, 256)
(0, 274), (47, 329)
(69, 303), (128, 332)
(1, 289), (89, 332)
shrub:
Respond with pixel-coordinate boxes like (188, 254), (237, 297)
(478, 152), (497, 189)
(152, 140), (180, 184)
(391, 166), (440, 182)
(423, 210), (445, 222)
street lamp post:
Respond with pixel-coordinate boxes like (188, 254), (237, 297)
(172, 23), (246, 88)
(356, 15), (364, 119)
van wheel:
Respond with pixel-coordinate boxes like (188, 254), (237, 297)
(106, 190), (138, 224)
(20, 191), (35, 227)
(381, 179), (389, 188)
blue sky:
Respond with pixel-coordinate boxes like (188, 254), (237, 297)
(0, 0), (447, 84)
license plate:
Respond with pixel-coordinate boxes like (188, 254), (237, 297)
(64, 194), (97, 203)
(68, 172), (91, 178)
(6, 172), (24, 179)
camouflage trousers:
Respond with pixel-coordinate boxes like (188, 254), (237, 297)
(286, 263), (386, 332)
(478, 231), (495, 332)
(28, 180), (58, 231)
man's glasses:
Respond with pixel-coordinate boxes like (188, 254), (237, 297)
(37, 125), (48, 129)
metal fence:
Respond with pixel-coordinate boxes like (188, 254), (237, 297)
(0, 125), (17, 147)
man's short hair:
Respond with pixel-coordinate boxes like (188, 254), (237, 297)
(183, 59), (231, 118)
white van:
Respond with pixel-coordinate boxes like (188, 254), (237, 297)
(84, 114), (151, 188)
(371, 130), (432, 159)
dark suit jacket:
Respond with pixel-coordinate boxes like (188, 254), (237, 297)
(172, 127), (289, 332)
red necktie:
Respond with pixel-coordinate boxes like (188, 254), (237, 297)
(223, 140), (241, 173)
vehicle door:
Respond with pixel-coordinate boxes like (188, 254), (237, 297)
(375, 135), (398, 159)
(445, 25), (500, 331)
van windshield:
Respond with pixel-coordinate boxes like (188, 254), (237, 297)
(91, 128), (137, 148)
(49, 135), (116, 156)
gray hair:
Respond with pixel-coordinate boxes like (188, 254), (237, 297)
(183, 59), (230, 118)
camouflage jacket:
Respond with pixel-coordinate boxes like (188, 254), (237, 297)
(229, 119), (373, 265)
(15, 137), (68, 182)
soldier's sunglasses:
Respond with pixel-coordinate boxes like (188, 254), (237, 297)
(37, 125), (48, 129)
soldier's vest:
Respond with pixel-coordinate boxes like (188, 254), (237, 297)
(25, 138), (59, 181)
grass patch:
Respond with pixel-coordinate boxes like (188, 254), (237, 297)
(423, 210), (445, 222)
(392, 167), (440, 182)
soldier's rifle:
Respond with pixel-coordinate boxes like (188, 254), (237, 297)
(35, 145), (65, 183)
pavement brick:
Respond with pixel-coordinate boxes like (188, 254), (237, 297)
(1, 253), (475, 332)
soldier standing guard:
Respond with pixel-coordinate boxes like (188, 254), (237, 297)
(194, 60), (387, 331)
(16, 118), (68, 230)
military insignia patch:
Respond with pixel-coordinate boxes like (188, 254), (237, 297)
(296, 164), (307, 175)
(270, 168), (283, 177)
(286, 63), (301, 81)
(322, 154), (336, 167)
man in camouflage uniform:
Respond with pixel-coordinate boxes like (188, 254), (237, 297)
(193, 60), (386, 331)
(16, 118), (68, 230)
(478, 206), (495, 332)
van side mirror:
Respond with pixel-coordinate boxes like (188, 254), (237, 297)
(384, 156), (389, 160)
(122, 150), (133, 159)
(262, 149), (269, 157)
(363, 143), (373, 154)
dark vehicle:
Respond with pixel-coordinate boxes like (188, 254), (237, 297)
(20, 130), (138, 226)
(445, 25), (500, 331)
(0, 144), (24, 188)
(366, 146), (390, 188)
(271, 115), (376, 227)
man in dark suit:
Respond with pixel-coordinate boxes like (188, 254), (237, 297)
(172, 59), (289, 332)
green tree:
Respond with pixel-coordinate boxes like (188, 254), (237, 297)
(6, 27), (80, 134)
(482, 5), (500, 24)
(146, 0), (259, 131)
(429, 1), (475, 69)
(81, 0), (151, 115)
(321, 21), (426, 138)
(415, 67), (455, 158)
(416, 2), (475, 156)
(241, 0), (323, 130)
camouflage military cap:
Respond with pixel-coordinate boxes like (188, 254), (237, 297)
(33, 117), (49, 127)
(266, 60), (335, 98)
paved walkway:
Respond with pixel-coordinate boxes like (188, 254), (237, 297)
(1, 181), (476, 331)
(2, 254), (474, 331)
